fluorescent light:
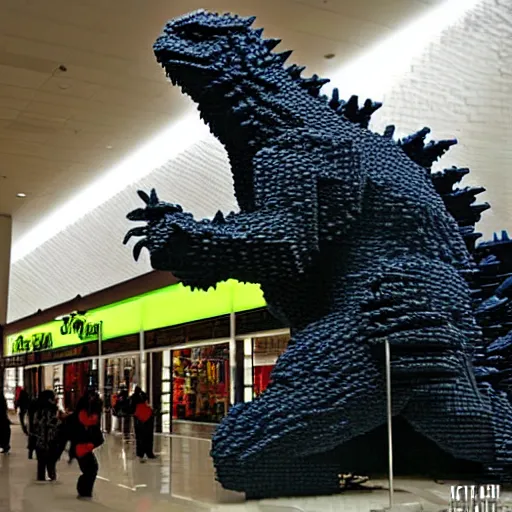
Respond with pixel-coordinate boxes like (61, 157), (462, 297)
(16, 193), (26, 198)
(11, 114), (208, 263)
(325, 0), (482, 100)
(11, 0), (482, 263)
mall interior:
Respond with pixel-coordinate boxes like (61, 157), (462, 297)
(0, 0), (512, 511)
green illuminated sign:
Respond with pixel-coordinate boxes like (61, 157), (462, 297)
(4, 280), (266, 357)
(60, 314), (100, 341)
(11, 332), (53, 354)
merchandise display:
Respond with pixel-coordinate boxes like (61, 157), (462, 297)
(124, 10), (512, 498)
(172, 345), (229, 423)
(63, 361), (96, 411)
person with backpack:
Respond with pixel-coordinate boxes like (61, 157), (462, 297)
(61, 390), (104, 499)
(0, 392), (11, 454)
(32, 390), (61, 482)
(130, 387), (156, 462)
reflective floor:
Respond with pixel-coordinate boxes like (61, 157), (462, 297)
(1, 425), (511, 512)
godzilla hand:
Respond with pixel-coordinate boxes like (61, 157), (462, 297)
(124, 189), (193, 266)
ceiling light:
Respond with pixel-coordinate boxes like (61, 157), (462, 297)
(16, 193), (26, 198)
(106, 145), (113, 150)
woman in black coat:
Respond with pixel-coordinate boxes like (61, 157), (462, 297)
(32, 390), (61, 481)
(61, 390), (104, 499)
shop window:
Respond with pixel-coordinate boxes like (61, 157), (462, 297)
(172, 343), (230, 423)
(63, 361), (96, 411)
(253, 334), (289, 397)
(44, 365), (65, 411)
(104, 355), (140, 410)
(3, 368), (16, 410)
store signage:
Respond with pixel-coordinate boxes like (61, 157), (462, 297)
(11, 332), (53, 354)
(60, 315), (100, 341)
(6, 317), (101, 357)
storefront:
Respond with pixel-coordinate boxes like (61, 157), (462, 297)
(2, 279), (288, 436)
(2, 314), (101, 408)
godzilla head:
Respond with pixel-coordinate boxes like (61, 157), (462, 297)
(154, 10), (307, 147)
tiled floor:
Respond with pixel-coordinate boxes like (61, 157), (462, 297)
(1, 425), (511, 512)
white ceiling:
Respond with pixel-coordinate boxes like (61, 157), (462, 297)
(2, 0), (511, 322)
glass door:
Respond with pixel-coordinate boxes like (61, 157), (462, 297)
(3, 368), (16, 410)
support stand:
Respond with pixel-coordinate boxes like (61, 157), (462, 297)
(371, 339), (438, 512)
(385, 338), (395, 509)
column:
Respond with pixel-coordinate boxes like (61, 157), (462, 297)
(0, 214), (12, 326)
(0, 215), (12, 388)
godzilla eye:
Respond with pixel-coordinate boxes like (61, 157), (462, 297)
(188, 31), (209, 42)
(175, 23), (211, 42)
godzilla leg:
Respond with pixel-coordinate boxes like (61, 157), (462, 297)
(211, 310), (411, 497)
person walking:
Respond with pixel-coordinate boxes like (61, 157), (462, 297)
(26, 395), (38, 459)
(32, 390), (61, 482)
(130, 388), (156, 462)
(114, 387), (131, 440)
(15, 388), (30, 435)
(62, 390), (104, 499)
(0, 392), (11, 454)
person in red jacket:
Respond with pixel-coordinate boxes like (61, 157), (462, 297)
(129, 388), (156, 462)
(61, 390), (104, 499)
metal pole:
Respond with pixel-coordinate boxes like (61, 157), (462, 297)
(98, 322), (104, 394)
(139, 329), (146, 392)
(98, 322), (105, 429)
(229, 312), (236, 406)
(385, 338), (394, 508)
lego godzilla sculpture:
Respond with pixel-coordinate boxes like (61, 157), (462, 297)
(124, 10), (512, 498)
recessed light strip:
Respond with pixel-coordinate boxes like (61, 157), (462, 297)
(11, 114), (208, 263)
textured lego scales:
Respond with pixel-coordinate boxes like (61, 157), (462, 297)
(124, 10), (512, 497)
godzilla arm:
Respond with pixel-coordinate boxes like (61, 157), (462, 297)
(125, 135), (364, 289)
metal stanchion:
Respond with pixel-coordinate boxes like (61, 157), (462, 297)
(372, 339), (428, 512)
(385, 338), (395, 509)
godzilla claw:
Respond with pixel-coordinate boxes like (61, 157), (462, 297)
(123, 227), (146, 245)
(126, 208), (148, 221)
(127, 189), (183, 222)
(137, 190), (151, 205)
(126, 189), (188, 263)
(132, 239), (148, 261)
(149, 188), (159, 205)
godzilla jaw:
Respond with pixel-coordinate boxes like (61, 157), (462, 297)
(157, 48), (221, 85)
